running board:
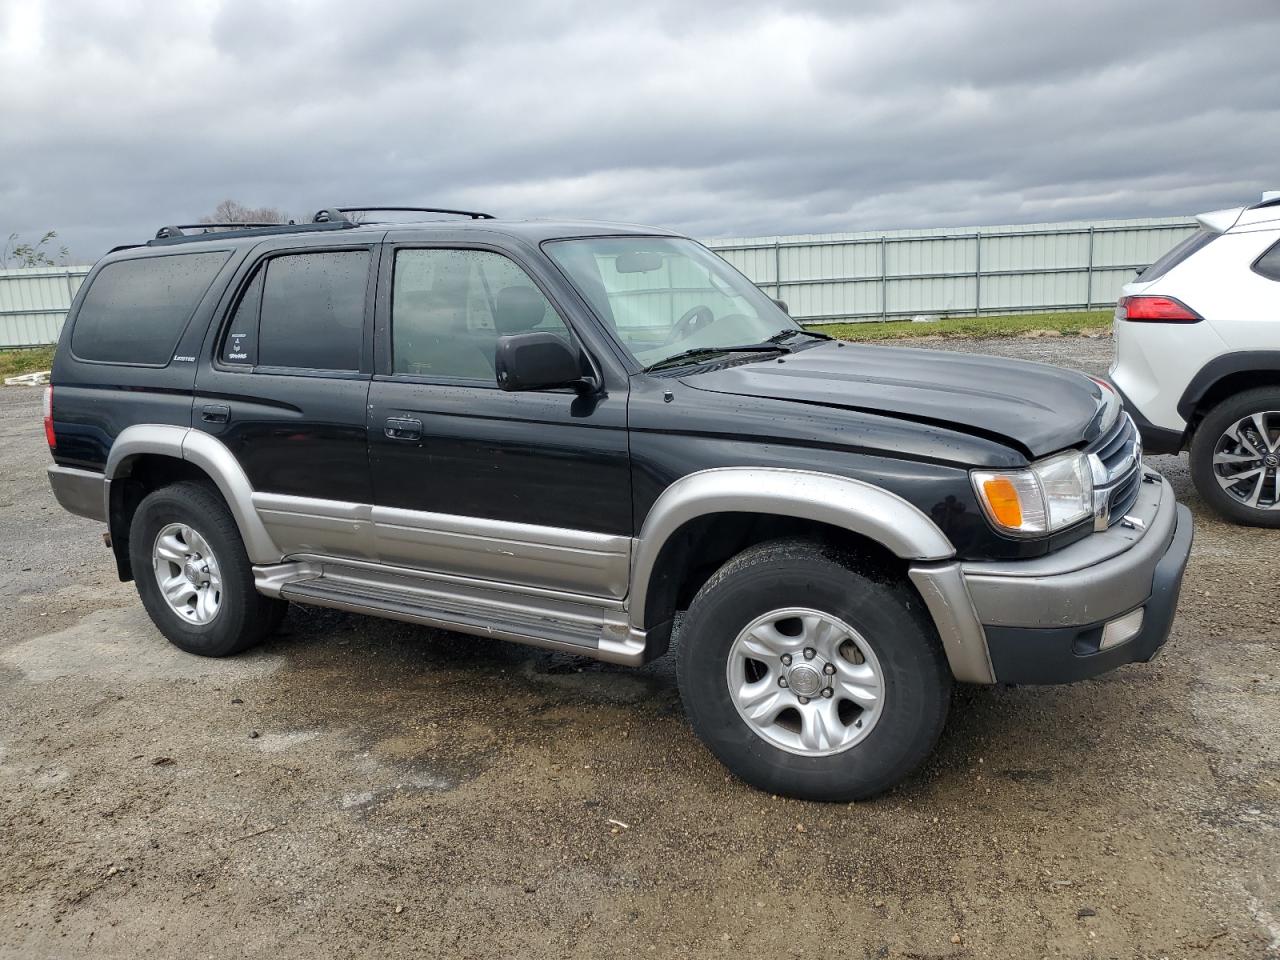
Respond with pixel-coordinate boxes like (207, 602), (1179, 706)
(254, 560), (647, 666)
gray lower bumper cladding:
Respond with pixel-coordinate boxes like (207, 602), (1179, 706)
(912, 472), (1193, 685)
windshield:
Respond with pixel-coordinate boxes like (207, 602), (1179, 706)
(545, 237), (800, 368)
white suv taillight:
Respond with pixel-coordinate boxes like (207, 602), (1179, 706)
(1116, 295), (1203, 323)
(43, 385), (55, 450)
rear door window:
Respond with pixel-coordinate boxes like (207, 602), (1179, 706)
(71, 251), (230, 365)
(225, 250), (371, 372)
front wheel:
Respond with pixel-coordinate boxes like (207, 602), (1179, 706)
(676, 538), (952, 801)
(1190, 388), (1280, 528)
(129, 481), (287, 657)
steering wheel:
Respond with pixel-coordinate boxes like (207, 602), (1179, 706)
(663, 305), (715, 346)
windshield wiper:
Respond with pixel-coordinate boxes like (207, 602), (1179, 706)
(643, 326), (833, 372)
(644, 344), (786, 372)
(767, 327), (833, 343)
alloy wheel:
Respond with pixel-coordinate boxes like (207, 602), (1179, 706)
(152, 522), (223, 624)
(725, 607), (885, 757)
(1212, 411), (1280, 511)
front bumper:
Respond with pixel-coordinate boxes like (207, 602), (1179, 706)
(911, 470), (1193, 684)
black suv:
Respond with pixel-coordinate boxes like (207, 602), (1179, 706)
(45, 206), (1193, 801)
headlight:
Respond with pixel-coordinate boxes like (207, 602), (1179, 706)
(972, 451), (1093, 536)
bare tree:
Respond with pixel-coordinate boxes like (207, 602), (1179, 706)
(2, 230), (70, 268)
(199, 200), (288, 225)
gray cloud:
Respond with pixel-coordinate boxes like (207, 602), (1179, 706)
(2, 0), (1277, 260)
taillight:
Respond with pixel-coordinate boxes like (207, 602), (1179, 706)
(43, 385), (56, 450)
(1117, 295), (1202, 323)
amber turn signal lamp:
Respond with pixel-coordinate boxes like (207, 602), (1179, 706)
(982, 477), (1023, 528)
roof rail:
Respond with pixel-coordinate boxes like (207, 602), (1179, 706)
(148, 219), (358, 247)
(318, 205), (496, 221)
(145, 204), (497, 248)
(154, 222), (293, 240)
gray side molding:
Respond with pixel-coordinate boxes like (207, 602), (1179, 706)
(104, 424), (281, 564)
(628, 467), (955, 633)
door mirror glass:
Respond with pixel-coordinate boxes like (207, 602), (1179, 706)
(495, 332), (585, 392)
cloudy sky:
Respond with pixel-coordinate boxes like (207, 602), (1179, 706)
(3, 0), (1278, 261)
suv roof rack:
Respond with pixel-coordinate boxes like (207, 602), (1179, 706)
(149, 219), (358, 246)
(317, 206), (496, 222)
(145, 204), (497, 248)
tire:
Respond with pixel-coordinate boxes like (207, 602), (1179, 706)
(676, 538), (952, 802)
(129, 481), (287, 657)
(1189, 387), (1280, 528)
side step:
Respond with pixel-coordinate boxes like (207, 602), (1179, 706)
(259, 561), (646, 665)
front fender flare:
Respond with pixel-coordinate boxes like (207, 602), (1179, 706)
(627, 467), (955, 634)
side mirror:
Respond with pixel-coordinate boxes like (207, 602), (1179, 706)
(772, 298), (790, 315)
(495, 332), (590, 392)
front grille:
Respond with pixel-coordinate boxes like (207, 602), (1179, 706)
(1087, 413), (1142, 527)
(1107, 461), (1142, 521)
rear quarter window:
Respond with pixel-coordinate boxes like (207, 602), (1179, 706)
(1253, 238), (1280, 282)
(71, 251), (230, 365)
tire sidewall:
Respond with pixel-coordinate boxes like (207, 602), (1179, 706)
(678, 545), (951, 801)
(129, 484), (260, 656)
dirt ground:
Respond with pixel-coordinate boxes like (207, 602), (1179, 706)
(2, 335), (1277, 959)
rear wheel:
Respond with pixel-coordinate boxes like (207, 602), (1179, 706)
(676, 538), (952, 801)
(129, 481), (286, 656)
(1190, 388), (1280, 528)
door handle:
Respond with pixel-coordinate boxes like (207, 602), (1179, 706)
(201, 403), (230, 423)
(384, 417), (423, 441)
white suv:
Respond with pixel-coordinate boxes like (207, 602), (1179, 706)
(1110, 195), (1280, 527)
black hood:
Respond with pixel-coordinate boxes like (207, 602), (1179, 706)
(679, 341), (1107, 459)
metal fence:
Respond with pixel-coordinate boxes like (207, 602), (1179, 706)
(706, 215), (1197, 324)
(0, 215), (1198, 347)
(0, 265), (89, 348)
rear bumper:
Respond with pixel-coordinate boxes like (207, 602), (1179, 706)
(1111, 381), (1185, 455)
(911, 470), (1193, 684)
(47, 465), (107, 522)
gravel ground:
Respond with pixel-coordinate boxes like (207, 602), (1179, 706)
(2, 335), (1277, 959)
